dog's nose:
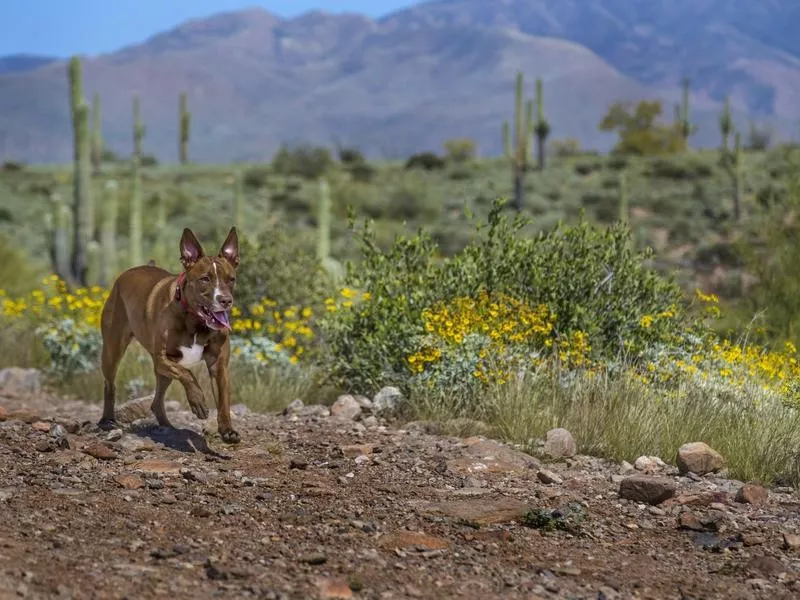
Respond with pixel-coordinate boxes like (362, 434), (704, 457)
(218, 296), (233, 310)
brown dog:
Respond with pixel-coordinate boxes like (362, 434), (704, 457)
(98, 227), (242, 443)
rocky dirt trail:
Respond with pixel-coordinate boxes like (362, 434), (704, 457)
(2, 367), (800, 600)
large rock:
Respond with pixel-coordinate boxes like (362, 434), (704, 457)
(618, 474), (676, 505)
(542, 428), (577, 459)
(447, 437), (539, 476)
(330, 395), (362, 420)
(0, 367), (41, 396)
(372, 386), (403, 415)
(676, 442), (725, 476)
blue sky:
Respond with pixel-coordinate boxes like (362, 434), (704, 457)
(0, 0), (415, 56)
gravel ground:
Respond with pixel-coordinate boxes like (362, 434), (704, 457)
(2, 372), (800, 599)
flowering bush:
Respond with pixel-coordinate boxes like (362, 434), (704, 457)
(1, 275), (316, 376)
(230, 298), (315, 366)
(321, 200), (694, 393)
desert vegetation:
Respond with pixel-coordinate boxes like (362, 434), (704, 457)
(3, 58), (800, 487)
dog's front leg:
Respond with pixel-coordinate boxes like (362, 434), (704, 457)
(153, 350), (209, 421)
(205, 339), (240, 444)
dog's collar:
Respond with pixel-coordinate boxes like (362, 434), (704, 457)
(174, 272), (191, 313)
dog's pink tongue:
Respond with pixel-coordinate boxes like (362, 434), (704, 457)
(212, 311), (231, 329)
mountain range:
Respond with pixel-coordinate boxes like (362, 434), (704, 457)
(1, 0), (799, 164)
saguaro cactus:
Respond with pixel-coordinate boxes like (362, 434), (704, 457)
(100, 180), (118, 286)
(86, 241), (101, 286)
(47, 194), (71, 280)
(722, 131), (744, 222)
(676, 77), (696, 147)
(71, 101), (94, 286)
(129, 157), (143, 267)
(533, 78), (551, 170)
(90, 93), (103, 176)
(502, 72), (533, 212)
(133, 95), (145, 160)
(179, 92), (191, 165)
(719, 96), (733, 152)
(316, 177), (331, 264)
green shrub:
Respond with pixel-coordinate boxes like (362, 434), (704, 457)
(385, 182), (440, 221)
(575, 161), (603, 176)
(235, 227), (334, 316)
(243, 165), (271, 189)
(272, 144), (333, 179)
(647, 157), (713, 180)
(337, 146), (365, 165)
(405, 152), (445, 171)
(348, 161), (376, 183)
(607, 156), (629, 170)
(550, 138), (581, 157)
(443, 138), (477, 163)
(321, 200), (694, 394)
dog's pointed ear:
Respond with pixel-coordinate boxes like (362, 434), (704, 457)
(180, 228), (204, 270)
(218, 227), (239, 268)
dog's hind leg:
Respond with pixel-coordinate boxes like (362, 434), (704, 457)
(151, 373), (174, 428)
(98, 285), (133, 430)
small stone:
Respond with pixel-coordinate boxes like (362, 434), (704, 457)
(190, 506), (212, 518)
(31, 421), (51, 432)
(283, 399), (305, 415)
(82, 442), (117, 460)
(147, 479), (164, 489)
(355, 395), (373, 409)
(740, 532), (766, 547)
(231, 404), (249, 417)
(330, 395), (362, 420)
(372, 386), (403, 415)
(299, 553), (327, 565)
(782, 533), (800, 551)
(35, 440), (54, 453)
(289, 458), (308, 470)
(341, 444), (375, 458)
(678, 512), (704, 531)
(106, 428), (123, 442)
(318, 576), (353, 599)
(676, 442), (724, 476)
(736, 484), (769, 506)
(0, 406), (7, 421)
(619, 461), (634, 474)
(536, 469), (563, 485)
(618, 475), (676, 505)
(114, 474), (145, 490)
(542, 428), (577, 459)
(115, 396), (154, 423)
(57, 420), (80, 434)
(633, 456), (665, 473)
(362, 416), (379, 428)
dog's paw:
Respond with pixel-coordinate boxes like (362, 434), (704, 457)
(187, 398), (209, 420)
(97, 418), (119, 431)
(220, 429), (241, 444)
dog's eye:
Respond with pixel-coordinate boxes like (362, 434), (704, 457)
(199, 275), (211, 284)
(229, 277), (236, 284)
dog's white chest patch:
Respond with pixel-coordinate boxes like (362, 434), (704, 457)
(178, 336), (205, 366)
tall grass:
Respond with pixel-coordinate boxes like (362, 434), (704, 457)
(410, 365), (800, 486)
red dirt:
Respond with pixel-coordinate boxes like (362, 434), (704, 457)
(1, 388), (800, 599)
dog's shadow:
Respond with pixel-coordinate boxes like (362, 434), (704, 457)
(128, 422), (231, 458)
